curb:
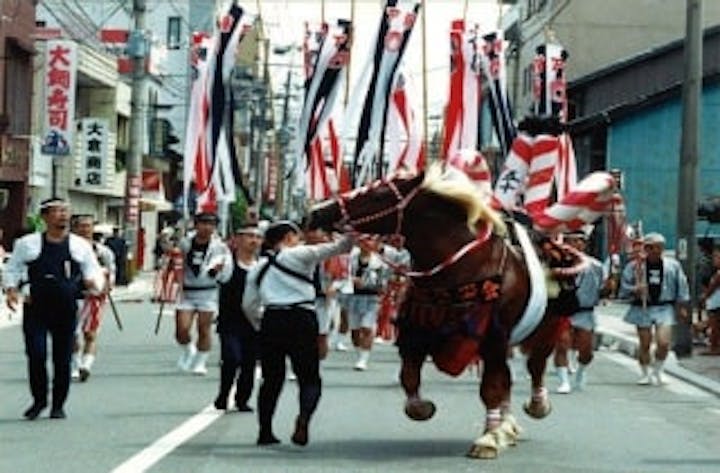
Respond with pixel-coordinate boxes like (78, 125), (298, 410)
(596, 320), (720, 397)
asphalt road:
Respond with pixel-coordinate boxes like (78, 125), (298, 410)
(1, 298), (720, 473)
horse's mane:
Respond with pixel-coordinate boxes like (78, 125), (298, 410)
(421, 163), (507, 235)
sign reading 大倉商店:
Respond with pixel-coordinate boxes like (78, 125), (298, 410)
(79, 118), (109, 187)
(41, 40), (77, 156)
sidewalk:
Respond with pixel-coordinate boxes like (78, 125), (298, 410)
(595, 300), (720, 397)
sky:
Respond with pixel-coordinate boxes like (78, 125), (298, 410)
(257, 0), (505, 130)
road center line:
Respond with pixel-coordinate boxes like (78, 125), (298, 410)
(109, 403), (223, 473)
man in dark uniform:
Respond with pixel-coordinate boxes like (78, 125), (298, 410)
(243, 221), (352, 446)
(214, 223), (263, 412)
(3, 198), (104, 419)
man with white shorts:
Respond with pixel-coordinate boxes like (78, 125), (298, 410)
(175, 212), (233, 375)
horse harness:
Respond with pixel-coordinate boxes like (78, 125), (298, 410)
(399, 237), (509, 339)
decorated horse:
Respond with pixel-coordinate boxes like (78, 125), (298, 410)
(307, 163), (576, 459)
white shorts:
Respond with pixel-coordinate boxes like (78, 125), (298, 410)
(315, 297), (340, 335)
(347, 294), (379, 330)
(177, 289), (218, 313)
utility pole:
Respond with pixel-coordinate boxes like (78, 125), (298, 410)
(254, 38), (270, 211)
(675, 0), (703, 357)
(126, 0), (147, 277)
(275, 67), (292, 217)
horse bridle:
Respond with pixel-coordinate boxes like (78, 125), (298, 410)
(335, 179), (422, 237)
(334, 178), (497, 279)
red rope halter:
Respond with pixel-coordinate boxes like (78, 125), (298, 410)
(334, 178), (494, 279)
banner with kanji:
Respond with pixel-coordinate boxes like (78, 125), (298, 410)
(78, 118), (109, 187)
(41, 40), (77, 156)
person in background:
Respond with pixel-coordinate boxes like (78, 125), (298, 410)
(105, 227), (128, 285)
(620, 232), (690, 385)
(70, 215), (116, 382)
(243, 221), (353, 446)
(552, 229), (604, 393)
(3, 198), (104, 419)
(214, 223), (263, 411)
(698, 244), (720, 355)
(346, 237), (387, 371)
(175, 212), (233, 375)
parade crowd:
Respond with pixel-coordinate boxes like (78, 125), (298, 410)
(2, 196), (714, 446)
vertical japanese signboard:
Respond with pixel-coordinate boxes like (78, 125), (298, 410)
(41, 40), (77, 156)
(79, 118), (109, 187)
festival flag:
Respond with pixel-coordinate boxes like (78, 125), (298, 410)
(442, 20), (482, 160)
(351, 0), (421, 186)
(296, 19), (352, 200)
(295, 19), (352, 194)
(183, 2), (252, 217)
(204, 2), (253, 205)
(479, 31), (515, 158)
(183, 31), (213, 217)
(385, 71), (425, 174)
(531, 43), (569, 120)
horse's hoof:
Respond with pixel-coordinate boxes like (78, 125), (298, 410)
(404, 399), (436, 421)
(500, 414), (522, 446)
(466, 431), (501, 459)
(522, 399), (552, 419)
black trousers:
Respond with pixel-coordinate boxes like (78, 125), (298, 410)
(217, 331), (258, 406)
(22, 304), (76, 409)
(257, 308), (320, 435)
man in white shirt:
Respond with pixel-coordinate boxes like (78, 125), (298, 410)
(3, 198), (104, 420)
(243, 221), (352, 446)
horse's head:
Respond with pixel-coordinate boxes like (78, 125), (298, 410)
(306, 172), (425, 235)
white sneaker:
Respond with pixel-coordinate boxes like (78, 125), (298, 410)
(556, 381), (572, 394)
(574, 369), (587, 391)
(177, 344), (196, 372)
(636, 374), (652, 385)
(71, 368), (80, 381)
(353, 359), (368, 371)
(652, 369), (666, 386)
(335, 341), (349, 352)
(190, 352), (209, 376)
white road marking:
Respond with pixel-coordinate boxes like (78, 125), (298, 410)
(110, 404), (223, 473)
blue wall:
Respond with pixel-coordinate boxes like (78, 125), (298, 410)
(607, 83), (720, 247)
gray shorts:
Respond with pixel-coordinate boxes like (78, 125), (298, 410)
(623, 304), (676, 328)
(570, 310), (596, 332)
(177, 289), (218, 313)
(347, 294), (378, 330)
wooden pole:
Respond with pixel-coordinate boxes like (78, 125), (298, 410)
(421, 0), (429, 159)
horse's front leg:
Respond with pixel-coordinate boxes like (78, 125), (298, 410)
(468, 339), (517, 460)
(400, 354), (436, 421)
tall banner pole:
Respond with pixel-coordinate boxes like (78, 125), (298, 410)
(421, 0), (429, 161)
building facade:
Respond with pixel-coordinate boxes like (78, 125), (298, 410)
(0, 0), (35, 248)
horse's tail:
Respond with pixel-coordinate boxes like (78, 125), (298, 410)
(508, 221), (547, 345)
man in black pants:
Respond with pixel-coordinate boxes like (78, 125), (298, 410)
(243, 221), (352, 446)
(3, 198), (104, 420)
(214, 223), (263, 412)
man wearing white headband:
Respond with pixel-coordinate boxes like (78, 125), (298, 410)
(3, 198), (104, 420)
(175, 211), (233, 376)
(619, 231), (690, 385)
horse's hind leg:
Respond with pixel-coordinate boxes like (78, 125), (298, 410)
(467, 340), (514, 460)
(522, 318), (560, 419)
(400, 355), (436, 421)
